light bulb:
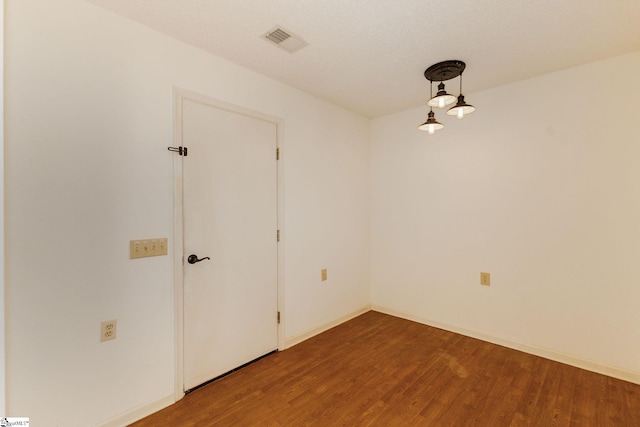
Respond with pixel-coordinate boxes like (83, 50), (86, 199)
(438, 97), (445, 109)
(457, 108), (464, 119)
(428, 124), (435, 134)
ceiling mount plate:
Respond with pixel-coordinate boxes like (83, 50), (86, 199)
(424, 60), (466, 82)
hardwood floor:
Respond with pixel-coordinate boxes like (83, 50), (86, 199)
(130, 311), (640, 426)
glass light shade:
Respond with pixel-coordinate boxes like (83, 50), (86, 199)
(447, 94), (476, 119)
(418, 110), (444, 134)
(427, 82), (456, 109)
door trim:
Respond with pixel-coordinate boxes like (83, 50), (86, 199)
(172, 87), (285, 401)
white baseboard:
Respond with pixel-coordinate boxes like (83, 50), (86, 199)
(97, 394), (175, 427)
(284, 305), (371, 349)
(372, 305), (640, 386)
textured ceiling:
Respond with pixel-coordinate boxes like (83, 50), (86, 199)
(85, 0), (640, 118)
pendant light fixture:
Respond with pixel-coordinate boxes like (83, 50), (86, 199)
(428, 82), (456, 109)
(418, 79), (444, 134)
(418, 60), (475, 133)
(447, 94), (475, 119)
(418, 109), (444, 134)
(447, 71), (475, 119)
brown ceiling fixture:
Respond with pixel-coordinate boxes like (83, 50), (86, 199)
(419, 60), (476, 134)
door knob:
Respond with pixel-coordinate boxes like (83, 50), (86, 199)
(187, 254), (211, 264)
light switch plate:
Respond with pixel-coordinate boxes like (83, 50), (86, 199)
(130, 238), (168, 259)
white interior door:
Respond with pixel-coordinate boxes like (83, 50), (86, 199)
(182, 98), (278, 391)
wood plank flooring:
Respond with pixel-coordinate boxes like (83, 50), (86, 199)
(130, 311), (640, 426)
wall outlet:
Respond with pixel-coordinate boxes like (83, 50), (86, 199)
(480, 272), (491, 286)
(101, 319), (117, 342)
(321, 268), (328, 281)
(130, 238), (168, 259)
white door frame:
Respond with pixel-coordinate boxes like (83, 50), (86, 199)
(171, 87), (285, 401)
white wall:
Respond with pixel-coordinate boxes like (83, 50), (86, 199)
(371, 51), (640, 380)
(4, 0), (370, 425)
(7, 0), (639, 424)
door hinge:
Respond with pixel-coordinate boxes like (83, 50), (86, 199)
(277, 229), (280, 242)
(277, 311), (281, 324)
(276, 147), (280, 160)
(168, 146), (188, 156)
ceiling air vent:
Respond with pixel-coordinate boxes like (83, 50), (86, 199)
(263, 26), (308, 53)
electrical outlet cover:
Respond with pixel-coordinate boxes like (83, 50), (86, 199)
(101, 319), (117, 342)
(480, 272), (491, 286)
